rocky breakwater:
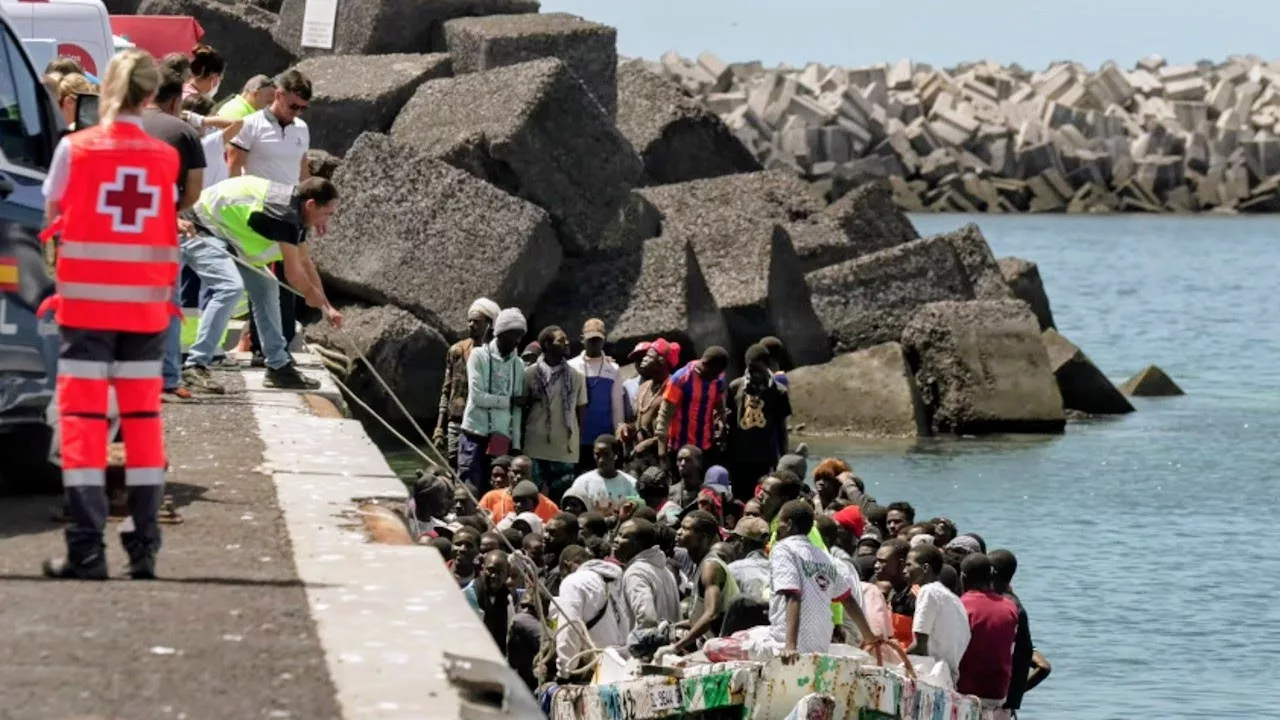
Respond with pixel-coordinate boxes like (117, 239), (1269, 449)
(651, 52), (1280, 213)
(113, 0), (1143, 437)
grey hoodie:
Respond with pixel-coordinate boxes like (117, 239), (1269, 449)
(553, 559), (628, 676)
(622, 546), (681, 628)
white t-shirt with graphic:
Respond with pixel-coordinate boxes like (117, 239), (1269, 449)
(768, 534), (851, 653)
(912, 581), (972, 682)
(567, 469), (638, 516)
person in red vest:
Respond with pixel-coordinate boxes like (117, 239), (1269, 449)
(39, 49), (181, 580)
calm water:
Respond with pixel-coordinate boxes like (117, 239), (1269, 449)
(388, 214), (1280, 718)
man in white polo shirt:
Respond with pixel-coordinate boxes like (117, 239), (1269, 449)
(227, 69), (319, 386)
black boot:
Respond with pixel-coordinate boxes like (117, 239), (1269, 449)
(42, 553), (108, 580)
(127, 551), (157, 580)
(264, 363), (320, 390)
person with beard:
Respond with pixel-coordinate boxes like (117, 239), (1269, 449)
(539, 512), (580, 595)
(669, 511), (740, 654)
(434, 298), (500, 469)
(614, 518), (681, 628)
(523, 326), (587, 503)
(618, 338), (679, 463)
(725, 344), (792, 500)
(463, 550), (516, 654)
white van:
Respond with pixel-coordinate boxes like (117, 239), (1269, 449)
(1, 0), (113, 77)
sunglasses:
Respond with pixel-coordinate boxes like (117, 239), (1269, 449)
(287, 101), (308, 112)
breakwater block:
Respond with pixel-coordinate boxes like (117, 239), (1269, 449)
(806, 236), (974, 353)
(615, 59), (761, 185)
(293, 53), (452, 157)
(1042, 329), (1134, 414)
(903, 299), (1066, 434)
(788, 180), (918, 273)
(1119, 364), (1186, 396)
(311, 132), (561, 340)
(999, 256), (1056, 330)
(934, 223), (1012, 299)
(390, 57), (642, 256)
(443, 12), (619, 116)
(787, 342), (927, 437)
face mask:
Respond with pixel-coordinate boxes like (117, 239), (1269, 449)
(206, 80), (221, 99)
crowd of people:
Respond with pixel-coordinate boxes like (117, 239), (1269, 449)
(409, 299), (1052, 717)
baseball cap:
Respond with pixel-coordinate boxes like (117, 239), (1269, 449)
(629, 341), (652, 362)
(521, 341), (541, 359)
(582, 318), (606, 340)
(731, 516), (771, 542)
(511, 480), (539, 500)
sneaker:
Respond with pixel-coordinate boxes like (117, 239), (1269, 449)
(250, 353), (267, 368)
(42, 554), (108, 580)
(264, 363), (320, 390)
(182, 365), (226, 394)
(162, 386), (194, 403)
(127, 552), (158, 580)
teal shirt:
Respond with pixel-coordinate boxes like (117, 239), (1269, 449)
(461, 340), (525, 450)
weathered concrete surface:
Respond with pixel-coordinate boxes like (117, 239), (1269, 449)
(307, 149), (342, 179)
(295, 53), (453, 157)
(1042, 329), (1134, 414)
(311, 132), (561, 340)
(0, 372), (342, 719)
(999, 256), (1056, 330)
(391, 57), (642, 255)
(304, 304), (450, 427)
(789, 180), (919, 272)
(138, 0), (294, 95)
(1119, 364), (1186, 396)
(935, 223), (1012, 299)
(806, 236), (974, 353)
(787, 342), (927, 437)
(638, 170), (827, 229)
(273, 0), (538, 59)
(444, 12), (618, 115)
(615, 59), (760, 185)
(902, 300), (1066, 434)
(532, 235), (732, 362)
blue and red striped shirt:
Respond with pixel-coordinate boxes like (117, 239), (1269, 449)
(663, 361), (725, 450)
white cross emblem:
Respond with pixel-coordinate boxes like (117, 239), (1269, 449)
(96, 166), (161, 234)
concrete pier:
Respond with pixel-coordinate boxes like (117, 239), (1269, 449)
(0, 353), (503, 719)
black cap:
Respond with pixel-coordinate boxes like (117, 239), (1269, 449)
(511, 480), (539, 500)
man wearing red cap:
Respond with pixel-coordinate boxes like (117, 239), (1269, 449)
(617, 338), (678, 464)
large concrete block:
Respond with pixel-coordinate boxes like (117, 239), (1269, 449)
(637, 170), (826, 229)
(787, 343), (927, 437)
(933, 223), (1012, 299)
(274, 0), (538, 59)
(614, 60), (760, 185)
(139, 0), (294, 95)
(390, 57), (642, 256)
(531, 235), (731, 363)
(304, 304), (449, 427)
(293, 53), (452, 156)
(443, 13), (618, 115)
(805, 236), (975, 354)
(310, 133), (561, 340)
(1118, 364), (1186, 396)
(998, 256), (1056, 330)
(1041, 329), (1134, 415)
(789, 180), (920, 272)
(902, 300), (1065, 434)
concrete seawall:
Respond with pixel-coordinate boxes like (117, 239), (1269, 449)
(0, 353), (503, 719)
(650, 52), (1280, 213)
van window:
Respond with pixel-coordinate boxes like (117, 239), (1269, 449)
(0, 24), (51, 172)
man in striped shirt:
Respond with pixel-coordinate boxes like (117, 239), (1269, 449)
(655, 346), (728, 473)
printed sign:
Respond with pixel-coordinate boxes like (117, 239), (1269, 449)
(299, 0), (337, 49)
(648, 684), (680, 712)
(55, 43), (97, 75)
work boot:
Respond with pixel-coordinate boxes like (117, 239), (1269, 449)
(42, 553), (108, 580)
(127, 551), (158, 580)
(250, 352), (266, 368)
(264, 363), (320, 390)
(162, 386), (194, 403)
(182, 365), (226, 394)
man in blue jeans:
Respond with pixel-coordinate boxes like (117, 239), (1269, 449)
(178, 176), (343, 390)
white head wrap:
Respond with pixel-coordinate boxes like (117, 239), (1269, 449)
(468, 297), (501, 322)
(493, 308), (527, 336)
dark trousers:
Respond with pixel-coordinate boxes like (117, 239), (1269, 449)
(59, 327), (166, 563)
(720, 596), (770, 636)
(457, 431), (492, 496)
(247, 262), (297, 354)
(728, 460), (776, 501)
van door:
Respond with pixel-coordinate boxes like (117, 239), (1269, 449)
(0, 20), (57, 228)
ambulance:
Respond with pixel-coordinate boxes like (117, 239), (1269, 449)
(0, 0), (115, 77)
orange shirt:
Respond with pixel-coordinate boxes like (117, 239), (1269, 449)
(479, 490), (560, 524)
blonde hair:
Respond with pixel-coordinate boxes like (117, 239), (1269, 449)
(100, 49), (161, 126)
(57, 72), (97, 103)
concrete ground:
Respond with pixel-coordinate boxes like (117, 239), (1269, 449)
(0, 372), (342, 720)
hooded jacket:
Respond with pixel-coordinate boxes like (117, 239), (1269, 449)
(622, 546), (682, 629)
(553, 559), (628, 677)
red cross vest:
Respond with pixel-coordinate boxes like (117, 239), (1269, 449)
(41, 121), (181, 333)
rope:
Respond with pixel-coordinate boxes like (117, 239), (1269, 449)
(190, 235), (599, 666)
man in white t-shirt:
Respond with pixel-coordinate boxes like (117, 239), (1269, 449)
(566, 434), (637, 516)
(770, 501), (882, 657)
(906, 543), (972, 683)
(226, 68), (317, 369)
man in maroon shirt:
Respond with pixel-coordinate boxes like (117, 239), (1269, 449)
(957, 553), (1019, 705)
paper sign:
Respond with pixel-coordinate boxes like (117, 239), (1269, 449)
(649, 684), (680, 712)
(299, 0), (337, 50)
